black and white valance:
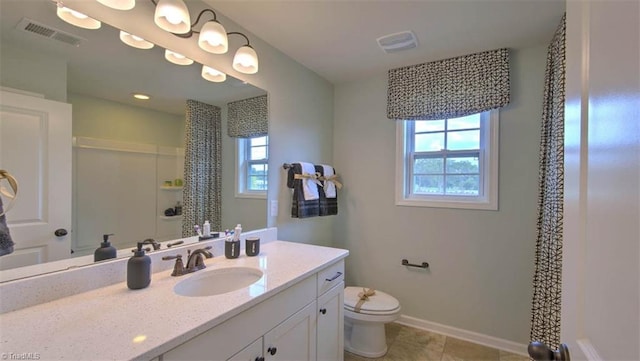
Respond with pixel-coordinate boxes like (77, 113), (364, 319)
(227, 94), (268, 138)
(387, 48), (510, 120)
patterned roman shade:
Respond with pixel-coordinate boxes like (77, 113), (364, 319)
(227, 94), (268, 138)
(387, 48), (510, 120)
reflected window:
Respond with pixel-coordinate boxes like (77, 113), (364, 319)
(236, 136), (268, 198)
(396, 110), (499, 210)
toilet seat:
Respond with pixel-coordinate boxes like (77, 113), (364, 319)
(344, 287), (400, 315)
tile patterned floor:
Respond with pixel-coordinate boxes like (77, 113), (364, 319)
(344, 323), (530, 361)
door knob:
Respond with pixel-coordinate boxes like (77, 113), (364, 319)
(54, 228), (68, 237)
(528, 341), (570, 361)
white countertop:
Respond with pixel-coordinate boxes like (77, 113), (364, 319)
(0, 241), (348, 361)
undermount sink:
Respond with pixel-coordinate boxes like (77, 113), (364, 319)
(174, 267), (264, 297)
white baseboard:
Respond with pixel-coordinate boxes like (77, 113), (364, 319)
(396, 314), (529, 357)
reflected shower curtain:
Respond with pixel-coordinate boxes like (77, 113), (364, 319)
(530, 14), (566, 349)
(182, 100), (222, 237)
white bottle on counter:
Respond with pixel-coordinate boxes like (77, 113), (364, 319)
(203, 220), (211, 237)
(234, 224), (242, 241)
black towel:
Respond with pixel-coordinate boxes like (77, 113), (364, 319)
(287, 163), (320, 218)
(314, 165), (338, 216)
(0, 197), (15, 257)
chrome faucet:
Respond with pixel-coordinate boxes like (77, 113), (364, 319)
(141, 238), (161, 251)
(186, 246), (213, 272)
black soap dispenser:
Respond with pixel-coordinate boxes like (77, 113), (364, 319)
(127, 242), (151, 290)
(94, 233), (117, 262)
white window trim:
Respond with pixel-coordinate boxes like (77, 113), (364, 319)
(235, 138), (267, 199)
(395, 110), (499, 210)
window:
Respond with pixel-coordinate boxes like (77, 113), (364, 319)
(395, 110), (498, 210)
(236, 135), (268, 198)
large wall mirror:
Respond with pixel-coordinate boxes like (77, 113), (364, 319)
(0, 0), (268, 281)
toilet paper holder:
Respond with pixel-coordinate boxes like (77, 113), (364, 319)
(402, 259), (429, 269)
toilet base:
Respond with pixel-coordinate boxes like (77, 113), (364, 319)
(344, 317), (389, 358)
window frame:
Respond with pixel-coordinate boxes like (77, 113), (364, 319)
(235, 136), (268, 199)
(395, 110), (499, 210)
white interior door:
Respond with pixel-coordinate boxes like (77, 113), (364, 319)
(560, 1), (640, 360)
(0, 90), (72, 270)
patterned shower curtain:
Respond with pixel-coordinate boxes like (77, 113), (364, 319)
(530, 13), (566, 349)
(181, 99), (222, 237)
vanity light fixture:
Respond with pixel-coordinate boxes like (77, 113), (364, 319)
(230, 32), (258, 74)
(55, 1), (101, 30)
(119, 31), (154, 49)
(198, 17), (228, 54)
(201, 65), (226, 83)
(96, 0), (136, 11)
(132, 93), (150, 100)
(149, 0), (259, 74)
(153, 0), (191, 34)
(164, 49), (193, 65)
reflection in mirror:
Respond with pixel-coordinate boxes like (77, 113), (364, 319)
(0, 0), (268, 282)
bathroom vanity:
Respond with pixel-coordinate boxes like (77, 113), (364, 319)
(0, 239), (347, 360)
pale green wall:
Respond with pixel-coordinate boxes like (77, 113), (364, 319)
(332, 46), (546, 343)
(0, 40), (67, 102)
(69, 93), (184, 147)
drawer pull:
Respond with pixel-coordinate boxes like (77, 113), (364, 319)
(319, 308), (327, 315)
(268, 347), (277, 356)
(325, 271), (342, 282)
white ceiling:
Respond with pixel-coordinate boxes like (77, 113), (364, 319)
(207, 0), (566, 84)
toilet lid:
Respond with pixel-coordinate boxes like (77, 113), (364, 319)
(344, 287), (400, 314)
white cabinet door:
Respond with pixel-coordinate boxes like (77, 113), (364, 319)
(228, 337), (263, 361)
(317, 282), (344, 361)
(264, 301), (317, 361)
(0, 90), (72, 269)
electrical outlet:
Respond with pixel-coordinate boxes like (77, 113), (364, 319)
(270, 200), (278, 216)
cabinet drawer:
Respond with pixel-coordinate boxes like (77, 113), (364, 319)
(317, 260), (344, 296)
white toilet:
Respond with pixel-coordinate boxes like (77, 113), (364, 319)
(343, 286), (401, 358)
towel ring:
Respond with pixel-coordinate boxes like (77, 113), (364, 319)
(0, 169), (18, 217)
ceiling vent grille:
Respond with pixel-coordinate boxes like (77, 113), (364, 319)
(377, 31), (418, 53)
(16, 17), (85, 47)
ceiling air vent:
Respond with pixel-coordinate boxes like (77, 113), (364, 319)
(16, 17), (85, 47)
(376, 31), (418, 54)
